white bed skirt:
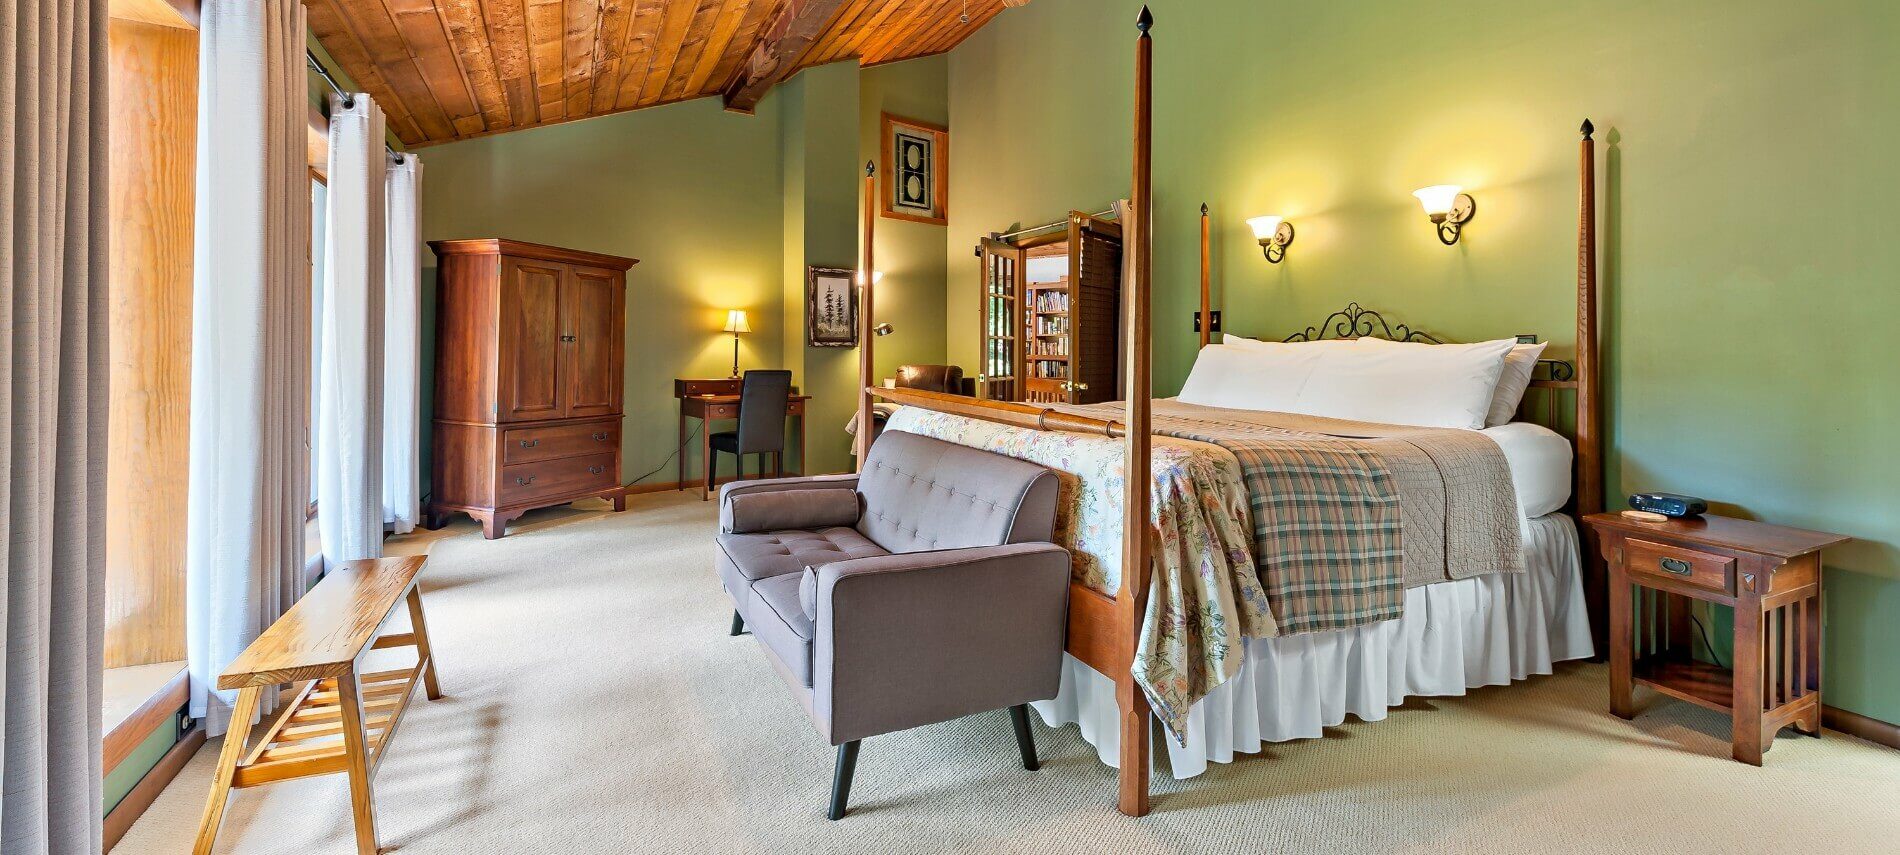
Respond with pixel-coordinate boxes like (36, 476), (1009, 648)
(1033, 513), (1596, 779)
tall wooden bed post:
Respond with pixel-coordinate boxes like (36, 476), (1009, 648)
(1116, 5), (1157, 818)
(856, 162), (877, 469)
(1199, 203), (1211, 348)
(1576, 120), (1607, 645)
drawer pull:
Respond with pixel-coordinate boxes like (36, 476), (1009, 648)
(592, 431), (610, 441)
(1659, 557), (1693, 576)
(519, 439), (539, 448)
(515, 475), (536, 486)
(588, 465), (605, 475)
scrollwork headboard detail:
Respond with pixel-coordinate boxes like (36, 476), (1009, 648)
(1269, 301), (1575, 381)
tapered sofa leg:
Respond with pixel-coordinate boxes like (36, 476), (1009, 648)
(1009, 704), (1040, 771)
(828, 740), (862, 820)
(729, 610), (745, 636)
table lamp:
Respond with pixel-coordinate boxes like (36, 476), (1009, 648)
(723, 309), (750, 378)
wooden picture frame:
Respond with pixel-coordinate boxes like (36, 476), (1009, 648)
(880, 112), (948, 225)
(806, 266), (858, 347)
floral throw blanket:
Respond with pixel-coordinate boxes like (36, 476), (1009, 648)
(882, 407), (1276, 740)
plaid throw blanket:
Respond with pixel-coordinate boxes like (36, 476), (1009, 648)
(1062, 400), (1525, 635)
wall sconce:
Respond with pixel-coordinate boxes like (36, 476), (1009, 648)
(1413, 185), (1475, 245)
(872, 323), (895, 337)
(856, 270), (885, 285)
(1246, 215), (1295, 263)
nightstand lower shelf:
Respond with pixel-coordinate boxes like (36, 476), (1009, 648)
(1632, 657), (1732, 714)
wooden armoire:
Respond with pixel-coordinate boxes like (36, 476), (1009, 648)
(976, 211), (1123, 404)
(426, 239), (636, 539)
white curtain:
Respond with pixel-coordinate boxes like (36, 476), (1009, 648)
(382, 154), (423, 534)
(2, 1), (110, 850)
(185, 0), (311, 737)
(317, 93), (388, 564)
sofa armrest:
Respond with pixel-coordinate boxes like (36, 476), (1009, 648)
(718, 475), (859, 533)
(807, 543), (1071, 744)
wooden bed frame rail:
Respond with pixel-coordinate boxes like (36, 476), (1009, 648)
(855, 6), (1601, 818)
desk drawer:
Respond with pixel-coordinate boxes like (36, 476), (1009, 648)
(1626, 538), (1735, 594)
(499, 452), (618, 506)
(676, 379), (741, 398)
(502, 420), (619, 464)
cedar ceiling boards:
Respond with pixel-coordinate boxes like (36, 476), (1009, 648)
(307, 0), (1016, 147)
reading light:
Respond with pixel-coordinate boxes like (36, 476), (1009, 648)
(1247, 215), (1295, 263)
(1413, 185), (1475, 245)
(722, 309), (751, 378)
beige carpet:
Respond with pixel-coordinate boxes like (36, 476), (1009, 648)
(119, 491), (1900, 854)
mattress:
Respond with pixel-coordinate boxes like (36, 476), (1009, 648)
(1032, 511), (1594, 778)
(1482, 422), (1572, 518)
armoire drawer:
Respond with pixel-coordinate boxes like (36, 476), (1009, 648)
(499, 452), (618, 506)
(502, 421), (619, 464)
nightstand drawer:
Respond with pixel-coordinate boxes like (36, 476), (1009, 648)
(1626, 538), (1734, 593)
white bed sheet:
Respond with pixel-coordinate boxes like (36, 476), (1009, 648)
(1483, 422), (1572, 518)
(1031, 512), (1594, 779)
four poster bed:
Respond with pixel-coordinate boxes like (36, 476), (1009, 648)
(853, 8), (1605, 817)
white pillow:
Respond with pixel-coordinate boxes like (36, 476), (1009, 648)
(1177, 344), (1319, 412)
(1293, 338), (1516, 429)
(1486, 342), (1548, 426)
(1353, 338), (1548, 427)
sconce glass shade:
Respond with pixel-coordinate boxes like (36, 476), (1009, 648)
(723, 309), (751, 334)
(1413, 185), (1463, 218)
(1246, 215), (1284, 240)
(856, 270), (885, 286)
(873, 322), (895, 337)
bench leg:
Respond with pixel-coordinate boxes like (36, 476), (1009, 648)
(193, 686), (262, 855)
(1009, 704), (1040, 771)
(828, 740), (861, 821)
(337, 671), (382, 855)
(406, 587), (444, 700)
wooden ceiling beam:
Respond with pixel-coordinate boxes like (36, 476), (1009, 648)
(720, 0), (849, 114)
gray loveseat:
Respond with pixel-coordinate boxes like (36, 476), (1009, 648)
(714, 430), (1070, 819)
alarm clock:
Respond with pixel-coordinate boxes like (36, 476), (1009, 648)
(1627, 492), (1708, 519)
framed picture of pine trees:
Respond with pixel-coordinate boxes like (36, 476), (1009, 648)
(806, 266), (858, 347)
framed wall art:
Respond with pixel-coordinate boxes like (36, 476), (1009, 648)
(880, 113), (948, 225)
(806, 266), (858, 347)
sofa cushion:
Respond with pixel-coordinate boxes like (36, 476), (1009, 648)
(748, 573), (816, 687)
(855, 431), (1061, 552)
(716, 527), (887, 585)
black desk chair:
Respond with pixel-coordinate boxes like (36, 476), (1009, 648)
(708, 370), (792, 500)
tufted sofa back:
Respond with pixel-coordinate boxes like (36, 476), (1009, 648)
(854, 430), (1060, 554)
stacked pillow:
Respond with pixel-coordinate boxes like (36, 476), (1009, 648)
(1177, 334), (1544, 430)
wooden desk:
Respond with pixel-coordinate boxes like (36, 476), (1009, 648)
(674, 378), (809, 500)
(1583, 512), (1850, 765)
(194, 557), (441, 855)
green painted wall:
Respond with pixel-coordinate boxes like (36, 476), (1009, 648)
(421, 96), (788, 488)
(947, 0), (1900, 722)
(861, 57), (951, 384)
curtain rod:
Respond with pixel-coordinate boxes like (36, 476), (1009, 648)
(306, 50), (406, 164)
(990, 207), (1117, 242)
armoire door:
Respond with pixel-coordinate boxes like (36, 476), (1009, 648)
(561, 264), (623, 418)
(497, 257), (566, 422)
(977, 237), (1025, 402)
(1068, 213), (1123, 405)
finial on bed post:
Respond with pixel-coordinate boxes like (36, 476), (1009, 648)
(1580, 118), (1594, 140)
(1200, 202), (1208, 215)
(865, 160), (875, 176)
(1136, 5), (1153, 34)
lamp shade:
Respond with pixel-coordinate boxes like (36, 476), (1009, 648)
(1246, 215), (1284, 240)
(1413, 185), (1463, 216)
(723, 309), (751, 334)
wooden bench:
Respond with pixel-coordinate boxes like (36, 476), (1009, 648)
(193, 556), (442, 855)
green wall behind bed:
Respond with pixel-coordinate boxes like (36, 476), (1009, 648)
(945, 0), (1900, 724)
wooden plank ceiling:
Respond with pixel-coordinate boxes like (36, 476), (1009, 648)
(307, 1), (1022, 147)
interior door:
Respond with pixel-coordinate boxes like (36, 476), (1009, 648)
(977, 237), (1025, 401)
(497, 257), (565, 422)
(1070, 213), (1124, 405)
(561, 265), (623, 418)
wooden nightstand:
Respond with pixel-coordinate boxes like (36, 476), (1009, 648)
(1583, 513), (1850, 765)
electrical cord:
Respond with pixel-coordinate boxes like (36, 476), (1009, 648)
(626, 422), (703, 486)
(1691, 614), (1727, 669)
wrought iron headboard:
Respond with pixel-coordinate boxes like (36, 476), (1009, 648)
(1268, 301), (1575, 382)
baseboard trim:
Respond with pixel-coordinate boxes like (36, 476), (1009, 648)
(104, 723), (205, 852)
(1824, 704), (1900, 750)
(622, 470), (853, 496)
